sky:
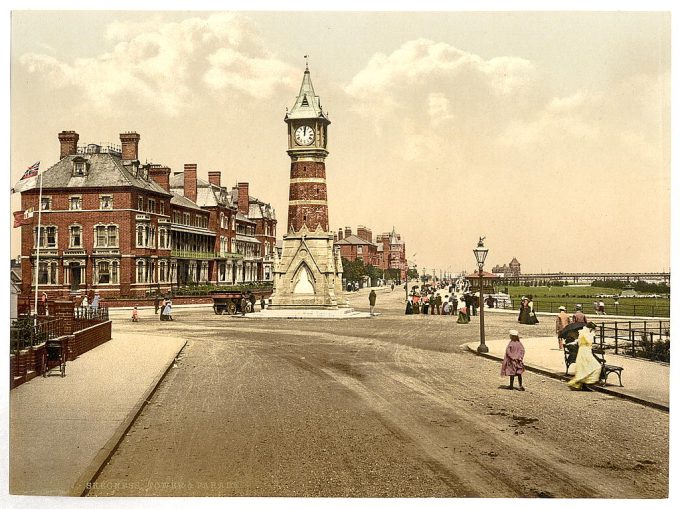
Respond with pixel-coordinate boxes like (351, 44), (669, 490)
(7, 8), (672, 275)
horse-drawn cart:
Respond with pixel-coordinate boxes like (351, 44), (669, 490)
(210, 288), (273, 315)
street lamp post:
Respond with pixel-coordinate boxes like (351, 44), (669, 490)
(473, 237), (489, 354)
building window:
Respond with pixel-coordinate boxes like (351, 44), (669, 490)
(40, 197), (52, 211)
(69, 196), (82, 210)
(138, 197), (144, 211)
(73, 160), (86, 176)
(136, 259), (148, 283)
(94, 225), (119, 248)
(159, 228), (167, 249)
(70, 225), (82, 248)
(148, 199), (156, 213)
(159, 260), (167, 282)
(160, 202), (165, 215)
(136, 224), (149, 248)
(97, 261), (111, 284)
(100, 195), (113, 209)
(183, 212), (190, 225)
(35, 226), (57, 248)
(36, 260), (58, 285)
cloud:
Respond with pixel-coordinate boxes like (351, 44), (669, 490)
(19, 13), (295, 116)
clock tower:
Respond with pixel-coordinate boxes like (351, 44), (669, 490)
(285, 61), (330, 233)
(264, 63), (350, 315)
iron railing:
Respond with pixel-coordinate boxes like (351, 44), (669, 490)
(594, 319), (670, 362)
(492, 298), (670, 318)
(10, 317), (65, 352)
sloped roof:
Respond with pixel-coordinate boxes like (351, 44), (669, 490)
(285, 66), (329, 121)
(170, 191), (203, 211)
(336, 234), (374, 246)
(18, 153), (171, 196)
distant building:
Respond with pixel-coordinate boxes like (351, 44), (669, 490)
(334, 225), (408, 280)
(492, 257), (521, 277)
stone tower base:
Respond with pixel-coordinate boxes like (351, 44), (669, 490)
(267, 225), (349, 312)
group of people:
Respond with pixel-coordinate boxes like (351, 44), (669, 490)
(500, 318), (602, 392)
(555, 303), (588, 349)
(131, 295), (174, 322)
(404, 283), (481, 325)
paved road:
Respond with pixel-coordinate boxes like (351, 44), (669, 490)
(88, 288), (668, 498)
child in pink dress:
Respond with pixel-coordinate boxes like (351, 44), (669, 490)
(131, 306), (139, 322)
(501, 329), (525, 391)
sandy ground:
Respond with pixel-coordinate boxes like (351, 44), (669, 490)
(88, 288), (668, 498)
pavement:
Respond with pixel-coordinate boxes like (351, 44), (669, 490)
(9, 331), (187, 496)
(464, 336), (669, 411)
(7, 296), (668, 499)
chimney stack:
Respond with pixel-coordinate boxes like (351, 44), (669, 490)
(184, 163), (198, 203)
(344, 226), (352, 238)
(119, 132), (140, 161)
(149, 165), (171, 192)
(337, 228), (344, 240)
(208, 171), (221, 187)
(237, 182), (249, 215)
(58, 131), (79, 159)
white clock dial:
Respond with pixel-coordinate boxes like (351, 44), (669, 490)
(295, 125), (315, 146)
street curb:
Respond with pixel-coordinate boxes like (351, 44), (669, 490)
(70, 339), (188, 496)
(464, 344), (669, 413)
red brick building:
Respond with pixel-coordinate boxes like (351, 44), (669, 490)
(16, 130), (276, 302)
(334, 225), (408, 280)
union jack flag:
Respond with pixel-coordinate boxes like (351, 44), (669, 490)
(20, 161), (40, 180)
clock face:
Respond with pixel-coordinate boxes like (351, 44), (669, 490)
(295, 125), (315, 146)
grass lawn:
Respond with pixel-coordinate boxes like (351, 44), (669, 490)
(499, 285), (669, 317)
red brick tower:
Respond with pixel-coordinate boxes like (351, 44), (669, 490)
(284, 62), (331, 233)
(267, 63), (348, 313)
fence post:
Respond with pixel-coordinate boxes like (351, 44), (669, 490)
(614, 322), (618, 354)
(631, 330), (636, 358)
(650, 332), (654, 361)
(600, 324), (604, 346)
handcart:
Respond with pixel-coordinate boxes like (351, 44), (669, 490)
(42, 337), (67, 377)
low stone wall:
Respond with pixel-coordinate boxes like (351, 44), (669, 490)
(10, 320), (112, 389)
(67, 321), (112, 361)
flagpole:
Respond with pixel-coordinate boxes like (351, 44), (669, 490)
(33, 171), (43, 318)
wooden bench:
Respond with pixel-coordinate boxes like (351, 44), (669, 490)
(563, 343), (624, 386)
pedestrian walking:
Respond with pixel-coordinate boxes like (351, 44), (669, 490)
(131, 306), (139, 322)
(405, 297), (413, 315)
(501, 330), (525, 390)
(421, 295), (429, 315)
(90, 292), (100, 310)
(162, 299), (173, 321)
(154, 294), (161, 314)
(81, 294), (89, 309)
(572, 304), (588, 324)
(567, 324), (602, 390)
(240, 294), (247, 316)
(527, 296), (539, 324)
(457, 295), (470, 324)
(451, 295), (458, 316)
(442, 297), (450, 315)
(555, 305), (570, 350)
(369, 289), (377, 316)
(260, 296), (266, 310)
(249, 292), (257, 313)
(598, 300), (606, 315)
(435, 293), (442, 315)
(391, 283), (394, 292)
(160, 298), (167, 321)
(518, 296), (531, 324)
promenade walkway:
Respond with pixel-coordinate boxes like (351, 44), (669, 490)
(465, 336), (669, 410)
(9, 332), (186, 496)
